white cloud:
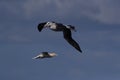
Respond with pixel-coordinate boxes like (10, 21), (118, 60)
(0, 0), (120, 24)
(22, 0), (120, 24)
(90, 0), (120, 24)
(8, 34), (32, 43)
(0, 26), (33, 44)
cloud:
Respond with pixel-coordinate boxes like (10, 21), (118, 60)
(22, 0), (120, 24)
(0, 26), (34, 44)
(90, 0), (120, 24)
(1, 0), (120, 24)
(0, 0), (120, 44)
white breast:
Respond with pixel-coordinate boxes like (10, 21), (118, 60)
(49, 23), (57, 30)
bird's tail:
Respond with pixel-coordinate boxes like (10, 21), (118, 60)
(32, 55), (40, 59)
(32, 57), (38, 59)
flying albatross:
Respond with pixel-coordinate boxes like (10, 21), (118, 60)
(37, 21), (82, 53)
(32, 52), (57, 59)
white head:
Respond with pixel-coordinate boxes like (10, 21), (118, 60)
(44, 22), (54, 27)
(49, 52), (57, 57)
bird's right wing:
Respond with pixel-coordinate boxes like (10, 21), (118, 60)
(37, 22), (46, 32)
(63, 29), (82, 53)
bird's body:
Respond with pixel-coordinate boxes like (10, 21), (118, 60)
(37, 21), (82, 53)
(32, 52), (57, 59)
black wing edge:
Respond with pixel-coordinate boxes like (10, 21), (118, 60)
(42, 52), (49, 55)
(37, 22), (46, 32)
(65, 37), (82, 53)
(63, 29), (82, 53)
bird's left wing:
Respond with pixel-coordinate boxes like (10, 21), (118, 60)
(37, 22), (46, 32)
(42, 52), (49, 56)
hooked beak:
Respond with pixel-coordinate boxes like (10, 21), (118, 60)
(44, 25), (48, 28)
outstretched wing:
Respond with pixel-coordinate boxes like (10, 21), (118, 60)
(63, 28), (82, 53)
(42, 52), (50, 56)
(37, 22), (46, 32)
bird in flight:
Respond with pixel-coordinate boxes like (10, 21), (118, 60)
(32, 52), (57, 59)
(37, 21), (82, 53)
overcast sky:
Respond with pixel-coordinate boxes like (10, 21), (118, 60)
(0, 0), (120, 80)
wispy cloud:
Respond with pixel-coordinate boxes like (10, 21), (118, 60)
(0, 26), (35, 44)
(22, 0), (120, 24)
(1, 0), (120, 24)
(0, 0), (120, 44)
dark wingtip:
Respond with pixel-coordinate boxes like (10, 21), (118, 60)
(78, 49), (82, 53)
(80, 51), (82, 53)
(37, 24), (41, 32)
(37, 22), (46, 32)
(38, 29), (42, 32)
(79, 50), (82, 53)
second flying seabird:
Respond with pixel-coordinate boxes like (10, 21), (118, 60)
(32, 52), (57, 59)
(37, 21), (82, 53)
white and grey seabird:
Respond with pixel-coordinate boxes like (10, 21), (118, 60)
(32, 52), (57, 59)
(37, 21), (82, 53)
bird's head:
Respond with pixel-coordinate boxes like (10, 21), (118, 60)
(66, 25), (76, 32)
(49, 52), (57, 57)
(44, 22), (54, 28)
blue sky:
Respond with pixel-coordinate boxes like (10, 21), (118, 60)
(0, 0), (120, 80)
